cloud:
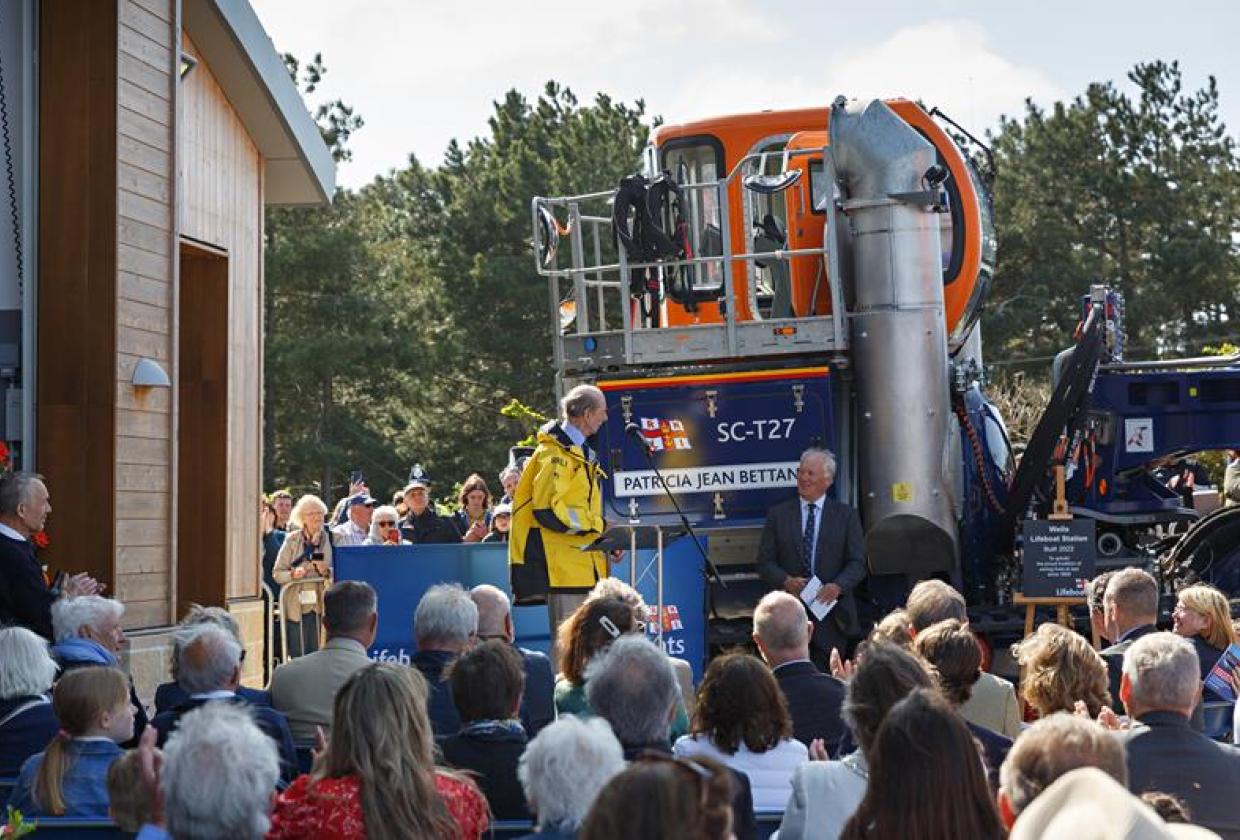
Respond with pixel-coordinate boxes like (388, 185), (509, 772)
(821, 20), (1065, 127)
(249, 5), (1064, 187)
(662, 19), (1065, 134)
(251, 0), (788, 186)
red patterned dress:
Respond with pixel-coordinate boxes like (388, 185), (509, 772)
(267, 772), (489, 839)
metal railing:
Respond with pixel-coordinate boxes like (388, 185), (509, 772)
(531, 146), (849, 370)
(277, 577), (328, 661)
(260, 581), (277, 687)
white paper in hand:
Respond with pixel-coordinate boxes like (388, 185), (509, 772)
(799, 575), (837, 622)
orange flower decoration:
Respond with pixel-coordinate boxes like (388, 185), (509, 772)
(32, 531), (49, 550)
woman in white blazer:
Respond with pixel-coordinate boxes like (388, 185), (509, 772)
(673, 653), (807, 811)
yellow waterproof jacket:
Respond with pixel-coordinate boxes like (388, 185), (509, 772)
(509, 421), (608, 602)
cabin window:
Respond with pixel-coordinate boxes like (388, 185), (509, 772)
(661, 138), (724, 292)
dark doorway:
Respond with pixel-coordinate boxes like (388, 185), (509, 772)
(177, 243), (228, 616)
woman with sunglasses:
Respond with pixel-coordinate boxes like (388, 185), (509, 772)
(364, 506), (410, 545)
(1172, 583), (1237, 700)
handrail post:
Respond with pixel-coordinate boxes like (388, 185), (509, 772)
(619, 246), (634, 364)
(569, 203), (588, 334)
(823, 148), (849, 360)
(717, 180), (739, 356)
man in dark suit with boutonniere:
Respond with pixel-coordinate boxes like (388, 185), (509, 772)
(0, 472), (100, 640)
(757, 448), (867, 671)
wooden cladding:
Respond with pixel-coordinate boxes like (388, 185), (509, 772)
(37, 0), (120, 591)
(115, 0), (175, 624)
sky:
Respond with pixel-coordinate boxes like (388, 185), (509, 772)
(249, 1), (1240, 190)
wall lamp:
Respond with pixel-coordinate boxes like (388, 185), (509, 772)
(132, 358), (171, 389)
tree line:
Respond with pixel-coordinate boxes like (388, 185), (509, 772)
(263, 59), (1240, 501)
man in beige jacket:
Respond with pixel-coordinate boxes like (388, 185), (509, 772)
(906, 579), (1022, 738)
(271, 580), (377, 740)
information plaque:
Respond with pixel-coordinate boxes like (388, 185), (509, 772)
(1021, 518), (1097, 598)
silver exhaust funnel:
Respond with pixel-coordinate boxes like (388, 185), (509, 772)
(830, 98), (958, 575)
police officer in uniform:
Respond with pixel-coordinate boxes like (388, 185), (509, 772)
(398, 465), (461, 545)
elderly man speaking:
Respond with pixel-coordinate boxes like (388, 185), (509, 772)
(509, 384), (611, 650)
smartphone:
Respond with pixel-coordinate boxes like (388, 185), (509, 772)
(350, 470), (365, 486)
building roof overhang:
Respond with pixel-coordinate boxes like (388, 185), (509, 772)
(183, 0), (336, 205)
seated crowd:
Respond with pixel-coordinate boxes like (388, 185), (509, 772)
(5, 464), (1240, 840)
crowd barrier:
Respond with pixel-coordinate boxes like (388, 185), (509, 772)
(277, 577), (328, 659)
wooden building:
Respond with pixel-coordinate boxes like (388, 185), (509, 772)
(0, 0), (334, 693)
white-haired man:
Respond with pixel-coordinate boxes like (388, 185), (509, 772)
(160, 702), (281, 839)
(756, 448), (866, 670)
(412, 583), (478, 737)
(510, 384), (613, 653)
(0, 472), (99, 640)
(1121, 631), (1240, 837)
(50, 595), (148, 747)
(150, 624), (297, 785)
(471, 583), (555, 737)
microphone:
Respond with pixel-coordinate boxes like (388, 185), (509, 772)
(625, 422), (654, 452)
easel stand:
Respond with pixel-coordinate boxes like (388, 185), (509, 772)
(1013, 593), (1084, 638)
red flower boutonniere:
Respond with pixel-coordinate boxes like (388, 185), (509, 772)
(32, 531), (49, 550)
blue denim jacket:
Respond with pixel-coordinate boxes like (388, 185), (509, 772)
(5, 737), (123, 817)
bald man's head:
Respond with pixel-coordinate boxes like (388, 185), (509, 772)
(470, 584), (513, 641)
(753, 591), (812, 667)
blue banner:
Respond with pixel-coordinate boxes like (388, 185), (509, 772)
(333, 538), (707, 683)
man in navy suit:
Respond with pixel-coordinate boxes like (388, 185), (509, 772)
(1099, 568), (1160, 715)
(756, 448), (867, 669)
(1121, 632), (1240, 838)
(752, 590), (847, 755)
(470, 584), (555, 738)
(411, 583), (478, 737)
(151, 623), (298, 786)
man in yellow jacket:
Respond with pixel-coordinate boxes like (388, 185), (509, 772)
(510, 384), (610, 649)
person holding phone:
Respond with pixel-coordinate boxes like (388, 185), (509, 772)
(451, 474), (493, 544)
(274, 495), (334, 657)
(364, 506), (409, 545)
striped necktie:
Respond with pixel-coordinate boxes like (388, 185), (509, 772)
(802, 502), (816, 576)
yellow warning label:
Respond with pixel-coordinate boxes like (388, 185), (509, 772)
(892, 482), (913, 503)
